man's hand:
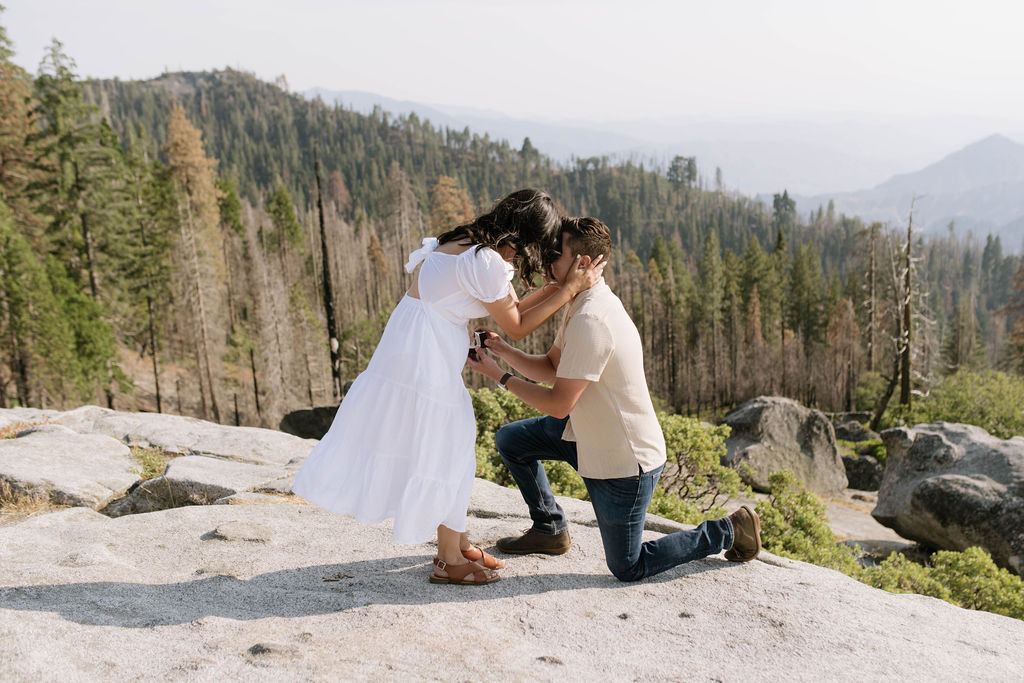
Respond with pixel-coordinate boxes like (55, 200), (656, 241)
(466, 347), (504, 382)
(474, 327), (510, 358)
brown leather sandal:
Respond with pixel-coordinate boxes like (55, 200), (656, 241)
(429, 560), (500, 585)
(461, 544), (506, 569)
(431, 545), (506, 571)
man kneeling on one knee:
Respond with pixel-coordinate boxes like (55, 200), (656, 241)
(467, 216), (762, 581)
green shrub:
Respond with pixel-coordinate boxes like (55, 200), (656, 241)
(471, 388), (585, 494)
(835, 439), (858, 459)
(755, 470), (861, 574)
(860, 552), (949, 599)
(929, 547), (1024, 619)
(859, 547), (1024, 620)
(544, 460), (589, 500)
(886, 370), (1024, 439)
(857, 439), (887, 467)
(852, 371), (888, 412)
(647, 486), (706, 525)
(656, 413), (748, 521)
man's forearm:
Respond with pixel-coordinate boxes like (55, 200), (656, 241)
(502, 376), (567, 417)
(492, 345), (556, 384)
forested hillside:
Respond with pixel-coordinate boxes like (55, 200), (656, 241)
(3, 24), (1023, 427)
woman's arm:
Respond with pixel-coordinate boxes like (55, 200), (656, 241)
(515, 282), (560, 311)
(482, 255), (605, 340)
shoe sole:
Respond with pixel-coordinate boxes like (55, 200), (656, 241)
(726, 505), (762, 562)
(496, 545), (571, 556)
(429, 574), (501, 585)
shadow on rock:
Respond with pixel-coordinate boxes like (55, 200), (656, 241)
(1, 553), (728, 628)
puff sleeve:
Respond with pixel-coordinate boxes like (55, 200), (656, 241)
(455, 247), (514, 303)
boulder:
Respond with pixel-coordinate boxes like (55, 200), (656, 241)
(722, 396), (847, 497)
(835, 420), (880, 443)
(53, 405), (316, 468)
(103, 455), (287, 517)
(0, 407), (60, 432)
(832, 411), (872, 424)
(873, 422), (1024, 575)
(279, 405), (339, 440)
(843, 454), (883, 491)
(0, 425), (140, 509)
(1, 484), (1022, 680)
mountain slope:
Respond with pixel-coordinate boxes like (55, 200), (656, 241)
(797, 135), (1024, 241)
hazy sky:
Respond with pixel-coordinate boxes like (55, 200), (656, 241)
(5, 0), (1024, 126)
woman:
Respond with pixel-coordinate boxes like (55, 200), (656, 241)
(294, 189), (605, 585)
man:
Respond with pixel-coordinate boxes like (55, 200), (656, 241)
(467, 216), (761, 581)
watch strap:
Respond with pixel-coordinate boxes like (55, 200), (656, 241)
(498, 372), (514, 389)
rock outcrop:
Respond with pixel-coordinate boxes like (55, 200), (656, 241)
(0, 406), (311, 518)
(0, 424), (139, 509)
(835, 419), (880, 443)
(3, 406), (1023, 679)
(722, 396), (848, 496)
(53, 405), (316, 468)
(1, 480), (1022, 680)
(874, 422), (1024, 575)
(104, 456), (290, 517)
(843, 454), (883, 491)
(279, 406), (339, 440)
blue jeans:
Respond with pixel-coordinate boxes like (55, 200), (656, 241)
(495, 416), (735, 582)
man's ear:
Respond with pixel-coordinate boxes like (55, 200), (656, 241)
(578, 255), (592, 268)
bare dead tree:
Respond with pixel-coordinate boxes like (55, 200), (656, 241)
(899, 201), (915, 407)
(314, 150), (343, 400)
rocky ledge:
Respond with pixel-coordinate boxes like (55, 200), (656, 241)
(1, 407), (1023, 680)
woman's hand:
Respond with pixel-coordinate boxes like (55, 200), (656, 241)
(562, 254), (607, 295)
(466, 347), (504, 382)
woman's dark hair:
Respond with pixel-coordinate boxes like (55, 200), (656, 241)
(437, 188), (561, 285)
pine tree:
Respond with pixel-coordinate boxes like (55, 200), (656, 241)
(123, 126), (176, 412)
(266, 183), (303, 251)
(0, 10), (42, 241)
(0, 198), (75, 406)
(788, 243), (825, 352)
(429, 175), (475, 234)
(32, 40), (128, 406)
(698, 229), (724, 407)
(164, 103), (226, 422)
(1005, 264), (1024, 374)
(941, 295), (987, 375)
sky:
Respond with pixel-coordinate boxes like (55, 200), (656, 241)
(4, 0), (1024, 126)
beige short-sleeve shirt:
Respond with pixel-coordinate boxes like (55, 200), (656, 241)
(554, 280), (667, 479)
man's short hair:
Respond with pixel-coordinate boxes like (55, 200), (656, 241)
(562, 216), (613, 261)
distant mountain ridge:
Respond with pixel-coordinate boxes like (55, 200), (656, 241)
(795, 134), (1024, 244)
(301, 87), (1024, 205)
(303, 87), (646, 161)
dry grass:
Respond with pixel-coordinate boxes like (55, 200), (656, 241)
(0, 480), (64, 524)
(130, 446), (178, 480)
(0, 420), (48, 439)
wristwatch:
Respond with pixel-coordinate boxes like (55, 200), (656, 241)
(497, 372), (513, 390)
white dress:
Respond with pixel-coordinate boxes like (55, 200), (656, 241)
(293, 238), (514, 544)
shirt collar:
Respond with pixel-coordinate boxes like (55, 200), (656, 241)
(569, 277), (608, 314)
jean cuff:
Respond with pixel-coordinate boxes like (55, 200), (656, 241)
(722, 515), (735, 551)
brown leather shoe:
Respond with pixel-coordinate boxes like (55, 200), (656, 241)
(496, 529), (571, 555)
(724, 505), (762, 562)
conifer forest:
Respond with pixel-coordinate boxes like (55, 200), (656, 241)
(3, 27), (1024, 429)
